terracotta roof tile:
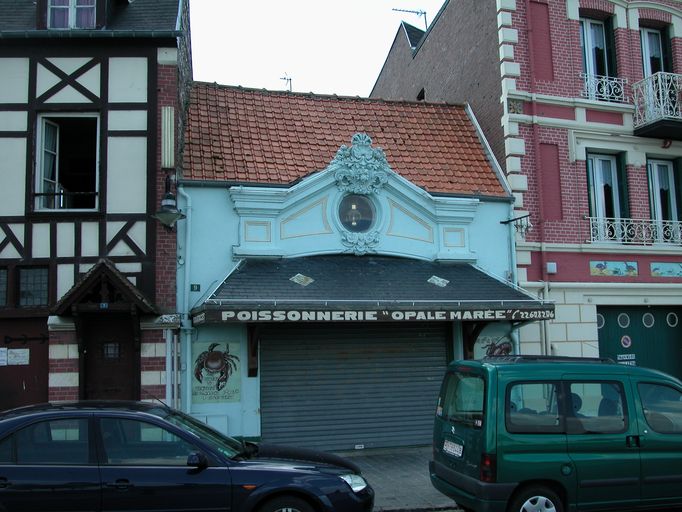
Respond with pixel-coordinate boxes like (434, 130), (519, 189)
(183, 83), (509, 197)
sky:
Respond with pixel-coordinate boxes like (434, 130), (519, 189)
(189, 0), (446, 97)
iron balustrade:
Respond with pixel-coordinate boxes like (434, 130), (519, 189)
(632, 71), (682, 128)
(581, 73), (628, 103)
(587, 216), (682, 245)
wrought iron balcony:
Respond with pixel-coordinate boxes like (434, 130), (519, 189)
(581, 73), (628, 103)
(632, 72), (682, 139)
(587, 216), (682, 245)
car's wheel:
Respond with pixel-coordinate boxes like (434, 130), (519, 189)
(508, 485), (563, 512)
(258, 495), (314, 512)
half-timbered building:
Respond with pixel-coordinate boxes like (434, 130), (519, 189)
(0, 0), (191, 409)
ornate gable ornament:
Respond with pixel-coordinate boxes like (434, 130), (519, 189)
(331, 133), (390, 194)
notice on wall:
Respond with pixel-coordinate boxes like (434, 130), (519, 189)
(191, 341), (241, 404)
(7, 349), (29, 366)
(0, 348), (7, 366)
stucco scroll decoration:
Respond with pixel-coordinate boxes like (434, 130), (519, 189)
(331, 133), (390, 194)
(341, 231), (381, 256)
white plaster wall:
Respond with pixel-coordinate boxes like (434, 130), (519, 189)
(108, 110), (147, 131)
(32, 224), (51, 258)
(108, 58), (148, 103)
(0, 139), (26, 216)
(57, 264), (75, 300)
(0, 112), (27, 131)
(107, 137), (146, 213)
(81, 222), (99, 257)
(0, 58), (29, 103)
(57, 223), (75, 257)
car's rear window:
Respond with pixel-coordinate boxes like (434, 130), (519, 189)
(439, 371), (485, 428)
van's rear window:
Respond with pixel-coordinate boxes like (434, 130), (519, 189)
(441, 372), (484, 426)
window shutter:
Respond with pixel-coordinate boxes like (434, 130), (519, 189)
(586, 157), (595, 217)
(674, 159), (682, 220)
(605, 17), (617, 77)
(662, 27), (672, 73)
(616, 154), (630, 218)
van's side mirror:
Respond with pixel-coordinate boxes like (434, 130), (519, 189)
(187, 451), (208, 468)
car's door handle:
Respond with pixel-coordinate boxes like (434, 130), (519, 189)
(626, 435), (640, 448)
(105, 479), (132, 490)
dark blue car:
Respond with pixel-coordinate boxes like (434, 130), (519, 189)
(0, 401), (374, 512)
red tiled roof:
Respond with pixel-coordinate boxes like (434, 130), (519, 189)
(183, 82), (508, 197)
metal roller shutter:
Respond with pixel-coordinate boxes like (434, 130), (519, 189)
(260, 322), (449, 451)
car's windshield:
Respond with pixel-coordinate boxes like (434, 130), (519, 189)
(147, 406), (243, 458)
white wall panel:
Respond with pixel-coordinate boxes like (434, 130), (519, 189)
(127, 222), (147, 253)
(57, 223), (75, 257)
(0, 139), (26, 216)
(108, 58), (148, 103)
(0, 58), (29, 103)
(81, 222), (99, 257)
(108, 110), (147, 131)
(57, 264), (75, 300)
(107, 137), (147, 213)
(0, 112), (27, 131)
(32, 224), (51, 258)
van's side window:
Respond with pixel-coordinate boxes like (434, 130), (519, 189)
(507, 382), (562, 433)
(566, 382), (627, 434)
(638, 383), (682, 434)
(439, 372), (484, 427)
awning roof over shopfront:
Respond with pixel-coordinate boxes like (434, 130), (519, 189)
(191, 256), (554, 325)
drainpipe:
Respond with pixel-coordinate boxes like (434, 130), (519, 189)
(507, 203), (522, 355)
(178, 185), (193, 413)
(164, 329), (173, 404)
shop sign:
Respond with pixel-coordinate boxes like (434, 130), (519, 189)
(214, 308), (555, 323)
(191, 341), (241, 404)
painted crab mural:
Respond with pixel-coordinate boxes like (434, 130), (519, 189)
(194, 343), (240, 391)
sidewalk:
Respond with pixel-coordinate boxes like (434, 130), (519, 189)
(336, 445), (460, 512)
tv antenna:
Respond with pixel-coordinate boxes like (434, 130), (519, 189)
(392, 8), (428, 31)
(280, 73), (292, 92)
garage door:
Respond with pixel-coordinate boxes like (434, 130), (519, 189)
(260, 322), (449, 451)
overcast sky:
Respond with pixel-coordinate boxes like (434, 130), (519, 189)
(189, 0), (446, 97)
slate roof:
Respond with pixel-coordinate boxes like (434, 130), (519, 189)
(0, 0), (181, 34)
(196, 255), (546, 312)
(401, 21), (425, 49)
(183, 83), (509, 198)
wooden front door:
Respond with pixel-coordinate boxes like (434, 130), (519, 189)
(82, 314), (138, 400)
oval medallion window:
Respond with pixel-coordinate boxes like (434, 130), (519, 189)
(642, 313), (655, 329)
(596, 313), (605, 330)
(617, 313), (630, 329)
(339, 194), (375, 233)
(667, 312), (678, 328)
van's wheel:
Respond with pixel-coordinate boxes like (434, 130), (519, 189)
(258, 495), (314, 512)
(508, 486), (563, 512)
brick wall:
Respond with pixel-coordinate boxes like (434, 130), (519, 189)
(48, 330), (79, 401)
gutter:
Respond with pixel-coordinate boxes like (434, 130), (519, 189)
(177, 185), (193, 413)
(0, 29), (182, 39)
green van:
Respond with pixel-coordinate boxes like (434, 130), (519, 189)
(430, 356), (682, 512)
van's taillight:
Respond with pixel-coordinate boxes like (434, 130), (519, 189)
(480, 453), (496, 483)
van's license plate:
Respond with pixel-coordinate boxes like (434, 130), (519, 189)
(443, 440), (463, 457)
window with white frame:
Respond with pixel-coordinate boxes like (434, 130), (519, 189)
(580, 18), (624, 102)
(581, 19), (610, 78)
(648, 159), (679, 222)
(587, 154), (625, 219)
(48, 0), (96, 29)
(641, 28), (666, 77)
(36, 114), (99, 211)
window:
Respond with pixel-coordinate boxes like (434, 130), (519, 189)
(587, 153), (629, 221)
(580, 18), (622, 101)
(338, 194), (375, 233)
(0, 269), (6, 307)
(36, 114), (99, 210)
(439, 372), (485, 428)
(48, 0), (96, 29)
(639, 383), (682, 433)
(566, 381), (627, 434)
(507, 382), (562, 434)
(18, 268), (49, 307)
(100, 418), (196, 466)
(641, 28), (666, 77)
(15, 419), (89, 465)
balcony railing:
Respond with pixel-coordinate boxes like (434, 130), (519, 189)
(632, 72), (682, 128)
(587, 216), (682, 245)
(581, 73), (628, 103)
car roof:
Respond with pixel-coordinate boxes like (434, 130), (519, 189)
(0, 400), (171, 424)
(448, 356), (682, 382)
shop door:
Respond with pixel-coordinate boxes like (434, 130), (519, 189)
(82, 314), (138, 400)
(260, 322), (449, 451)
(597, 306), (682, 379)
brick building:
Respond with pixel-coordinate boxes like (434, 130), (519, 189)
(373, 0), (682, 377)
(0, 0), (191, 409)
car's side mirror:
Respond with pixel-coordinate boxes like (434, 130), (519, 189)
(187, 451), (208, 469)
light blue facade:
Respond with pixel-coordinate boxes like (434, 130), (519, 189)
(176, 133), (517, 438)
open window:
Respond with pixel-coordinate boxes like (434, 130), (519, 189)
(580, 17), (623, 102)
(35, 114), (99, 211)
(48, 0), (96, 29)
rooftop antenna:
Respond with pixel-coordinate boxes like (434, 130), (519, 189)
(280, 73), (292, 92)
(392, 8), (428, 31)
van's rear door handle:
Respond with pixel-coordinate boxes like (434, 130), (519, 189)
(626, 435), (640, 448)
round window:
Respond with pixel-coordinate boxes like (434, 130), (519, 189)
(596, 314), (605, 330)
(617, 313), (630, 329)
(642, 313), (655, 329)
(339, 194), (375, 233)
(667, 312), (679, 328)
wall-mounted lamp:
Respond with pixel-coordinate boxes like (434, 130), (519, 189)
(153, 175), (185, 228)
